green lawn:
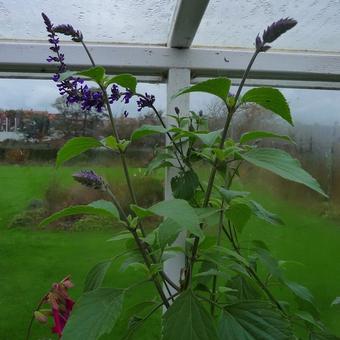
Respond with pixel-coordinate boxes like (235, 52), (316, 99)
(0, 164), (340, 338)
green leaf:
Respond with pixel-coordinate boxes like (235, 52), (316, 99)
(83, 260), (112, 292)
(158, 218), (182, 249)
(286, 281), (314, 304)
(241, 87), (293, 125)
(295, 311), (324, 331)
(255, 247), (284, 280)
(146, 152), (174, 174)
(171, 170), (200, 200)
(225, 202), (252, 232)
(175, 77), (231, 103)
(107, 231), (133, 242)
(130, 204), (154, 218)
(240, 148), (327, 197)
(228, 275), (263, 300)
(105, 73), (137, 93)
(131, 124), (167, 141)
(56, 137), (102, 167)
(255, 247), (314, 304)
(247, 199), (284, 225)
(240, 130), (293, 144)
(149, 199), (202, 238)
(163, 290), (218, 340)
(331, 297), (340, 306)
(77, 66), (106, 83)
(218, 300), (293, 340)
(219, 188), (250, 203)
(197, 129), (222, 146)
(62, 288), (124, 340)
(102, 135), (118, 151)
(40, 200), (119, 226)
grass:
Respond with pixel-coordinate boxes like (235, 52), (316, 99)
(0, 164), (340, 338)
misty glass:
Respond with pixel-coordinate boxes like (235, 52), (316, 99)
(193, 0), (340, 52)
(0, 0), (176, 44)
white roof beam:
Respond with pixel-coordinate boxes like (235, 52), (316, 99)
(1, 42), (340, 84)
(167, 0), (210, 48)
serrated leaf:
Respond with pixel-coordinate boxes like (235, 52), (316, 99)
(225, 202), (252, 232)
(105, 73), (137, 92)
(56, 137), (102, 167)
(197, 129), (222, 146)
(175, 77), (231, 103)
(331, 297), (340, 306)
(240, 130), (293, 144)
(248, 199), (284, 225)
(240, 148), (327, 197)
(163, 290), (218, 340)
(255, 247), (314, 304)
(219, 188), (250, 203)
(146, 152), (175, 174)
(77, 66), (105, 83)
(62, 288), (124, 340)
(131, 124), (167, 141)
(40, 200), (119, 226)
(286, 281), (314, 304)
(241, 87), (293, 125)
(295, 311), (324, 331)
(158, 218), (182, 249)
(218, 300), (293, 340)
(107, 232), (133, 242)
(101, 135), (118, 151)
(149, 199), (202, 238)
(83, 260), (112, 292)
(171, 170), (200, 200)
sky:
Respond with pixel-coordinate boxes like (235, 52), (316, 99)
(0, 78), (339, 125)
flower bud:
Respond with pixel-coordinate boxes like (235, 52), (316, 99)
(256, 17), (297, 52)
(72, 170), (105, 190)
(34, 310), (48, 323)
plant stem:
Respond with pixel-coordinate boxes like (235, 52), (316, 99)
(145, 100), (205, 193)
(210, 201), (224, 315)
(25, 297), (46, 340)
(79, 41), (174, 307)
(81, 41), (96, 67)
(222, 221), (284, 313)
(130, 229), (170, 308)
(189, 48), (262, 272)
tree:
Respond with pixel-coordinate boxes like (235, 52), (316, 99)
(22, 114), (50, 140)
(52, 94), (107, 137)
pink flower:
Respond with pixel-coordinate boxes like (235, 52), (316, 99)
(33, 275), (75, 338)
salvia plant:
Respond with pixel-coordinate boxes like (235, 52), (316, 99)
(26, 14), (339, 340)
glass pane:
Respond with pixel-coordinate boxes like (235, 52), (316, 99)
(193, 0), (340, 52)
(0, 77), (166, 338)
(190, 87), (340, 334)
(0, 0), (176, 44)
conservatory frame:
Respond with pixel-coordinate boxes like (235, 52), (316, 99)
(1, 0), (340, 291)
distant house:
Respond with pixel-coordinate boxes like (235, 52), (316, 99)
(0, 110), (57, 142)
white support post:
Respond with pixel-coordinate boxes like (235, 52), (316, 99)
(164, 68), (191, 297)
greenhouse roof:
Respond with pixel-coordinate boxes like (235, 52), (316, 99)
(0, 0), (340, 86)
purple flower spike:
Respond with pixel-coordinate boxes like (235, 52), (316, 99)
(54, 24), (83, 42)
(109, 85), (121, 104)
(136, 93), (155, 112)
(72, 170), (105, 190)
(122, 90), (133, 104)
(256, 17), (297, 52)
